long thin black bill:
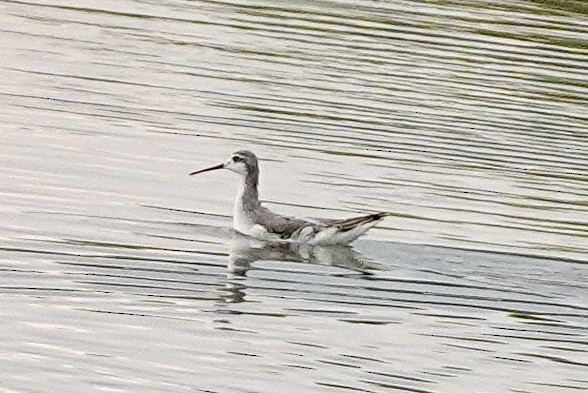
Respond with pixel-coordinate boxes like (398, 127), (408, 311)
(189, 163), (224, 176)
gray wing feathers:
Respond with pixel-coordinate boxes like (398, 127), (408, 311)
(252, 207), (388, 240)
(253, 207), (317, 238)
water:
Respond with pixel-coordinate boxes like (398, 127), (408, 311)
(1, 0), (587, 392)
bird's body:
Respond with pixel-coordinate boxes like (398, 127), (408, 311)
(190, 150), (389, 246)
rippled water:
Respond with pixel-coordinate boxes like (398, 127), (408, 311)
(1, 0), (587, 392)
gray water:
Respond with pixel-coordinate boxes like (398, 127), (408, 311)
(1, 0), (587, 392)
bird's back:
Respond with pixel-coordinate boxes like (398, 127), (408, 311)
(252, 207), (316, 239)
(251, 207), (388, 245)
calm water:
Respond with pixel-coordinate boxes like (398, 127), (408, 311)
(1, 0), (587, 392)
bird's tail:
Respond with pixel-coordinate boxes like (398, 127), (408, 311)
(335, 212), (390, 232)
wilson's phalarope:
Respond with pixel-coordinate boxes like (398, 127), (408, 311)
(190, 150), (389, 245)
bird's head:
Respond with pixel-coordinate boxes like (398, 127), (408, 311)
(190, 150), (259, 177)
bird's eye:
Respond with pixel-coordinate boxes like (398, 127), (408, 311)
(232, 156), (242, 162)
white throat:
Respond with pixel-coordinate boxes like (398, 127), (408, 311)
(233, 176), (252, 233)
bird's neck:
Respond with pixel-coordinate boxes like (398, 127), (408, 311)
(236, 171), (260, 213)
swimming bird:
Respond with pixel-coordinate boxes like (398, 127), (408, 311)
(189, 150), (389, 245)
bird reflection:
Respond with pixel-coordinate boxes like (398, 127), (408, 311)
(227, 233), (379, 277)
(219, 234), (379, 303)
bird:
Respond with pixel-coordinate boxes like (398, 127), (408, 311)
(189, 150), (390, 246)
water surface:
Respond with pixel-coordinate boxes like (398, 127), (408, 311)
(1, 0), (587, 392)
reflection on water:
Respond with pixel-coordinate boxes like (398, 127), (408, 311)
(222, 234), (379, 303)
(1, 0), (587, 392)
(228, 233), (378, 277)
